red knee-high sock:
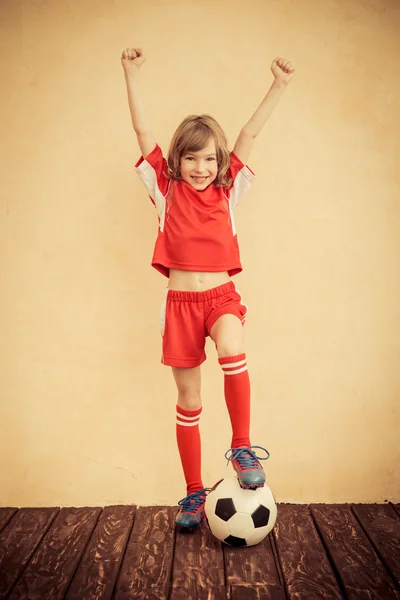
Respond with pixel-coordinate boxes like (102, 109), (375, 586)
(176, 405), (203, 495)
(218, 353), (251, 448)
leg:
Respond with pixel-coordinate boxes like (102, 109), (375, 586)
(161, 289), (209, 530)
(209, 314), (250, 448)
(172, 365), (202, 411)
(209, 313), (246, 359)
(172, 365), (207, 531)
(162, 292), (205, 495)
(210, 314), (268, 488)
(172, 365), (203, 494)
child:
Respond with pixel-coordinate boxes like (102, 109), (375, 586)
(121, 47), (295, 531)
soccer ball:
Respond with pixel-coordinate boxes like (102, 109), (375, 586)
(205, 476), (277, 547)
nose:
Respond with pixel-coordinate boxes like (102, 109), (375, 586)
(194, 162), (208, 173)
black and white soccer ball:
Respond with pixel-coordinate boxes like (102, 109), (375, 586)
(205, 476), (277, 547)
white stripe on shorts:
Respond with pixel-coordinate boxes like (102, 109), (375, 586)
(232, 283), (248, 322)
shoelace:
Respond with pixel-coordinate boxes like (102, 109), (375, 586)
(177, 488), (211, 513)
(224, 445), (270, 469)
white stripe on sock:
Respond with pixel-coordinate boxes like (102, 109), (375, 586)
(176, 419), (200, 427)
(222, 365), (248, 376)
(221, 358), (246, 370)
(176, 412), (201, 421)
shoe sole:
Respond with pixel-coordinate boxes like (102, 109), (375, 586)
(237, 479), (265, 490)
(176, 525), (198, 533)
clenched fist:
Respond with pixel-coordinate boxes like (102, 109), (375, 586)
(121, 47), (146, 73)
(271, 57), (295, 85)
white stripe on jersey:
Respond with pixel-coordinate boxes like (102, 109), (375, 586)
(135, 160), (168, 231)
(229, 165), (256, 209)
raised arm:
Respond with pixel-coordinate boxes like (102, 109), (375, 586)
(232, 57), (295, 165)
(121, 47), (156, 158)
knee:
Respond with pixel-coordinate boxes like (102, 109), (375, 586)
(177, 391), (202, 411)
(216, 342), (245, 359)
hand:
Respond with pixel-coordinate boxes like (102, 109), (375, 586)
(271, 57), (295, 85)
(121, 47), (146, 73)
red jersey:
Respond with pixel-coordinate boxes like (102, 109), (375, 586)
(135, 144), (255, 278)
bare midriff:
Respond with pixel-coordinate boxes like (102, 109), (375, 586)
(167, 269), (231, 292)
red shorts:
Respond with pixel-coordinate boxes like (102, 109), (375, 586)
(159, 281), (248, 368)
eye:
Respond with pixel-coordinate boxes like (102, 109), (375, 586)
(185, 157), (194, 161)
(207, 157), (216, 161)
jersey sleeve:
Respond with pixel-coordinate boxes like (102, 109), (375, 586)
(135, 144), (171, 219)
(228, 151), (256, 209)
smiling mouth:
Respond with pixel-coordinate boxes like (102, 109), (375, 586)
(192, 176), (208, 182)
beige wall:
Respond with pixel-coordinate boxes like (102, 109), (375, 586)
(1, 0), (399, 507)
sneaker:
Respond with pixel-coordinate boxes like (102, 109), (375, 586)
(225, 445), (270, 489)
(175, 488), (210, 532)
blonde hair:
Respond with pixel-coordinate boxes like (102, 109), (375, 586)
(166, 114), (232, 188)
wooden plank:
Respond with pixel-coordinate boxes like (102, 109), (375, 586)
(0, 508), (59, 599)
(65, 505), (136, 600)
(352, 503), (400, 587)
(170, 520), (225, 599)
(0, 508), (18, 533)
(224, 532), (281, 587)
(311, 504), (400, 599)
(274, 504), (343, 599)
(114, 506), (176, 600)
(392, 504), (400, 519)
(230, 585), (286, 600)
(269, 529), (286, 587)
(8, 507), (101, 600)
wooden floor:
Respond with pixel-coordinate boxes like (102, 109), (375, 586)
(0, 503), (399, 599)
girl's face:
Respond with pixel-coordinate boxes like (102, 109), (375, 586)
(179, 137), (219, 190)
